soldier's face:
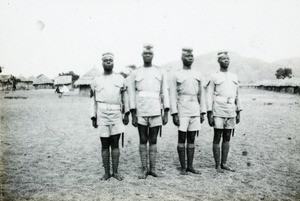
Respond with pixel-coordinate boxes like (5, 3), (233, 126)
(102, 58), (114, 70)
(142, 51), (154, 63)
(182, 53), (194, 67)
(218, 55), (230, 68)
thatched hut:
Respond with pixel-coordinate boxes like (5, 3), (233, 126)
(54, 75), (72, 90)
(0, 74), (12, 91)
(33, 75), (53, 89)
(74, 68), (101, 96)
(16, 75), (33, 90)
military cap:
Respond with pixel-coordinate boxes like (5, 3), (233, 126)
(182, 47), (193, 55)
(143, 44), (153, 53)
(217, 51), (228, 59)
(102, 52), (114, 60)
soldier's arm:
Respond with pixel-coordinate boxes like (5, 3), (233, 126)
(121, 80), (130, 116)
(127, 72), (136, 113)
(198, 77), (207, 115)
(162, 70), (170, 112)
(90, 79), (97, 119)
(169, 72), (178, 116)
(235, 85), (242, 113)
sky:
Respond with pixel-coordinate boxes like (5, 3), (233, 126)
(1, 0), (300, 78)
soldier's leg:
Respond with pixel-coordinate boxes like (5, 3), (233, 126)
(213, 129), (224, 173)
(138, 124), (149, 179)
(148, 126), (160, 177)
(221, 129), (236, 172)
(111, 134), (124, 181)
(177, 131), (187, 175)
(100, 137), (111, 180)
(186, 131), (201, 174)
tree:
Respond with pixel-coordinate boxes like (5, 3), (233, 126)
(58, 71), (79, 83)
(275, 68), (293, 79)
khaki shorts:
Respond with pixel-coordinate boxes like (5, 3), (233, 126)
(98, 122), (124, 138)
(138, 116), (162, 127)
(214, 116), (235, 129)
(178, 116), (201, 132)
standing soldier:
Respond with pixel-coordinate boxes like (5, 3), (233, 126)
(169, 48), (206, 175)
(127, 44), (170, 179)
(90, 52), (129, 181)
(206, 51), (242, 173)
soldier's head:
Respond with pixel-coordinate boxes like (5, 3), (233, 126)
(181, 48), (194, 68)
(142, 44), (154, 63)
(217, 51), (230, 69)
(102, 52), (114, 71)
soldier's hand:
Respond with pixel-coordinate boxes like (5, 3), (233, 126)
(91, 117), (98, 128)
(236, 112), (241, 124)
(162, 112), (168, 125)
(200, 113), (205, 124)
(207, 111), (214, 127)
(172, 114), (180, 126)
(122, 113), (129, 125)
(132, 115), (138, 127)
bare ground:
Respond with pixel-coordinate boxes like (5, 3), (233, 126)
(0, 88), (299, 201)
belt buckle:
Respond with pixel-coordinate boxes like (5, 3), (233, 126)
(227, 97), (234, 104)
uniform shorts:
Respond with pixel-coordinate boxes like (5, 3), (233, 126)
(214, 116), (235, 129)
(138, 116), (162, 127)
(98, 122), (124, 138)
(178, 116), (201, 132)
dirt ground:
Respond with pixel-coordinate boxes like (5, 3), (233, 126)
(0, 88), (299, 201)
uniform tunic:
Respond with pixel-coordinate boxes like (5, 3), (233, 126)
(90, 73), (128, 126)
(170, 69), (206, 117)
(127, 66), (170, 117)
(206, 71), (242, 118)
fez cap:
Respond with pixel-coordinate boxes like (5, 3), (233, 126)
(102, 52), (114, 60)
(143, 44), (153, 52)
(182, 47), (193, 55)
(217, 51), (228, 58)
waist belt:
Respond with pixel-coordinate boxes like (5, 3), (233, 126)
(178, 94), (198, 102)
(214, 96), (235, 104)
(137, 91), (160, 99)
(97, 102), (121, 110)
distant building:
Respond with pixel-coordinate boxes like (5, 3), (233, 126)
(0, 74), (12, 91)
(33, 75), (53, 89)
(74, 68), (101, 96)
(54, 75), (73, 90)
(16, 75), (33, 90)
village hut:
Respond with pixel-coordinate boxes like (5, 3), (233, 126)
(74, 68), (101, 96)
(54, 75), (73, 91)
(33, 74), (54, 89)
(0, 74), (13, 91)
(16, 75), (33, 90)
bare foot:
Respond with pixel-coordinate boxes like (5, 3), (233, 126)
(216, 165), (224, 173)
(180, 168), (188, 175)
(148, 170), (162, 177)
(112, 173), (124, 181)
(186, 167), (201, 174)
(101, 173), (111, 180)
(138, 168), (148, 179)
(221, 164), (236, 172)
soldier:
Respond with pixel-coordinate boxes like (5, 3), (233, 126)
(127, 44), (170, 179)
(90, 52), (129, 181)
(206, 51), (242, 173)
(169, 48), (206, 175)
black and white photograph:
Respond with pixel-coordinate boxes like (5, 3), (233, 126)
(0, 0), (299, 200)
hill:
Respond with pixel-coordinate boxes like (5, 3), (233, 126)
(162, 52), (300, 83)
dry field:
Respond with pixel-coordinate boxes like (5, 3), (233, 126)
(0, 88), (299, 201)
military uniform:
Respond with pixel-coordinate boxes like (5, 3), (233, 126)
(206, 51), (242, 172)
(170, 69), (206, 131)
(128, 65), (170, 126)
(90, 52), (129, 181)
(206, 71), (242, 128)
(91, 73), (128, 137)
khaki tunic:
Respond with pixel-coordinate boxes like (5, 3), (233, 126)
(127, 66), (170, 117)
(90, 73), (129, 125)
(169, 69), (206, 116)
(206, 71), (242, 118)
